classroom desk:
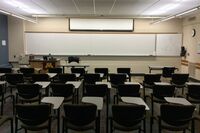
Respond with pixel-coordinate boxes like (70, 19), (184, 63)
(59, 64), (89, 73)
(41, 97), (64, 133)
(35, 81), (51, 96)
(0, 73), (5, 80)
(66, 80), (83, 103)
(154, 82), (171, 85)
(121, 97), (150, 110)
(186, 82), (200, 85)
(148, 66), (177, 73)
(81, 97), (103, 133)
(124, 82), (143, 88)
(47, 73), (57, 79)
(95, 81), (112, 89)
(164, 97), (192, 105)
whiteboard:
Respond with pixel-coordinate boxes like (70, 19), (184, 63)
(25, 33), (156, 56)
(156, 34), (182, 56)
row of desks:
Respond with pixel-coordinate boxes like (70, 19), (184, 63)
(0, 79), (196, 133)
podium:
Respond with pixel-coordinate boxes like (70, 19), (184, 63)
(29, 59), (59, 72)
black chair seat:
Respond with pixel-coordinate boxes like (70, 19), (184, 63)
(0, 115), (13, 133)
(113, 121), (141, 131)
(21, 120), (50, 131)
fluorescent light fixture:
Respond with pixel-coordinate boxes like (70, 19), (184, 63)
(11, 14), (26, 20)
(152, 6), (200, 24)
(5, 0), (45, 14)
(0, 9), (11, 15)
(146, 4), (179, 15)
(152, 16), (175, 24)
(0, 8), (37, 23)
(11, 14), (37, 23)
(160, 16), (175, 22)
(176, 7), (198, 17)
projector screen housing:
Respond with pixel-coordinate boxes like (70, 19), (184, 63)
(69, 18), (134, 31)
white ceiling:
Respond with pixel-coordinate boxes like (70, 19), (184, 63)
(0, 0), (200, 18)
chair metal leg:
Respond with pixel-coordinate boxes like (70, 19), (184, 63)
(150, 117), (153, 133)
(11, 118), (13, 133)
(1, 99), (3, 115)
(110, 119), (113, 133)
(143, 118), (146, 133)
(191, 119), (195, 133)
(151, 100), (154, 117)
(138, 128), (141, 133)
(15, 117), (18, 133)
(143, 86), (146, 101)
(24, 129), (27, 133)
(158, 118), (161, 133)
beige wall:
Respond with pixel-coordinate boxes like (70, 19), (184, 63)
(182, 13), (200, 79)
(8, 17), (182, 73)
(8, 16), (25, 62)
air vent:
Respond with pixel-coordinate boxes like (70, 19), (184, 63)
(188, 17), (196, 21)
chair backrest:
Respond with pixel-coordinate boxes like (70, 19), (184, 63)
(85, 84), (108, 97)
(143, 74), (161, 85)
(19, 68), (35, 77)
(31, 74), (49, 82)
(162, 67), (176, 78)
(58, 73), (76, 83)
(117, 84), (140, 97)
(84, 73), (101, 84)
(17, 83), (41, 99)
(50, 83), (74, 97)
(187, 84), (200, 99)
(71, 68), (85, 76)
(63, 104), (97, 126)
(153, 85), (175, 99)
(16, 104), (51, 126)
(112, 104), (145, 127)
(5, 73), (24, 84)
(94, 68), (108, 76)
(0, 68), (12, 73)
(0, 85), (3, 96)
(171, 73), (189, 85)
(68, 56), (80, 63)
(109, 73), (127, 86)
(160, 104), (195, 126)
(117, 68), (131, 74)
(20, 68), (34, 74)
(48, 67), (62, 73)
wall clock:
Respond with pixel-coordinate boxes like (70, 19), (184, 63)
(192, 29), (196, 37)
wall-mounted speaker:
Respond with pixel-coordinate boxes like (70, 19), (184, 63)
(180, 46), (187, 56)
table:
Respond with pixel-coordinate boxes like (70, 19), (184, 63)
(47, 73), (57, 79)
(82, 97), (103, 133)
(125, 82), (143, 88)
(95, 81), (111, 89)
(66, 80), (83, 103)
(35, 81), (51, 95)
(154, 82), (171, 85)
(148, 66), (177, 73)
(186, 82), (200, 85)
(59, 64), (89, 73)
(121, 97), (150, 110)
(0, 73), (5, 80)
(41, 97), (64, 133)
(0, 81), (7, 92)
(164, 97), (192, 105)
